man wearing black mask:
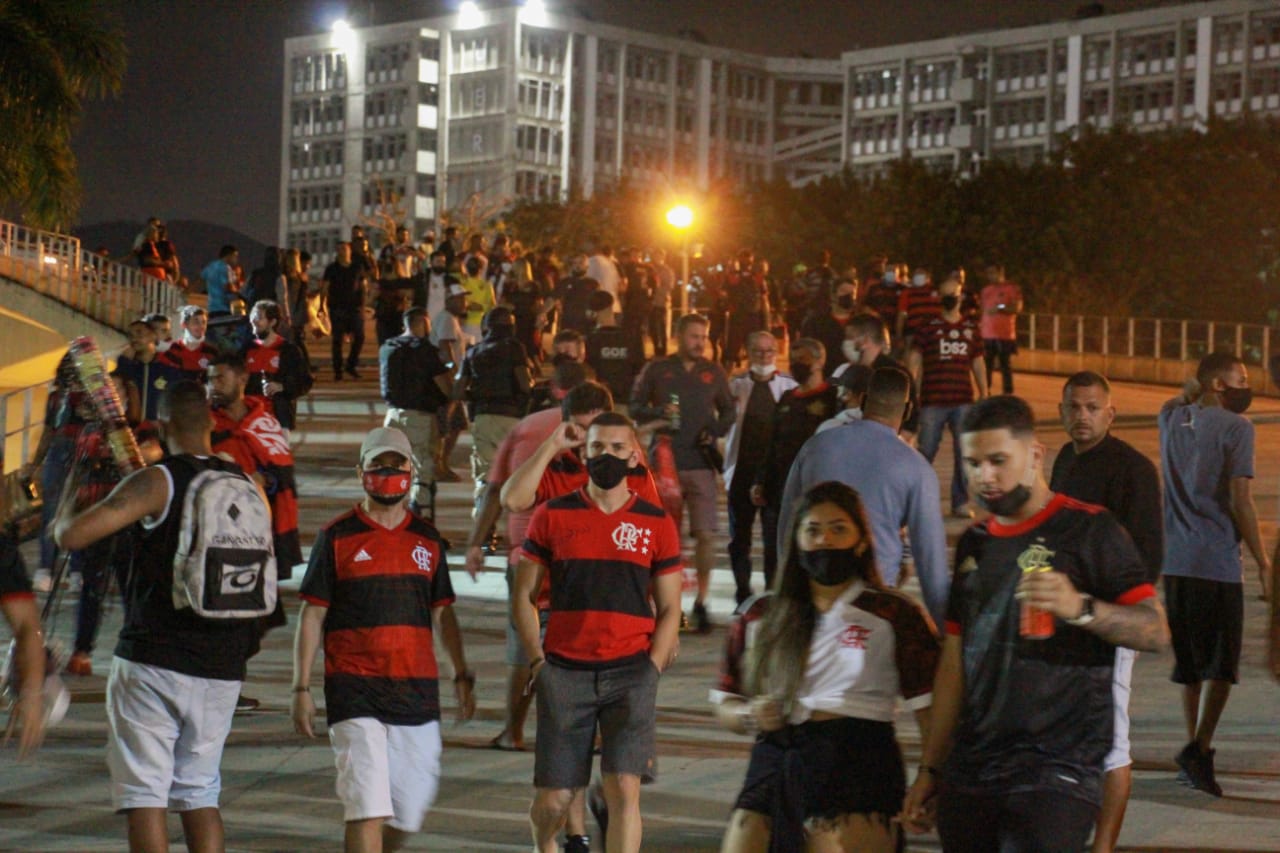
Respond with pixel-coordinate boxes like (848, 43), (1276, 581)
(801, 278), (858, 371)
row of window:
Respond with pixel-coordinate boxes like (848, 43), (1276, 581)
(454, 76), (506, 117)
(518, 78), (564, 120)
(288, 186), (343, 223)
(453, 33), (503, 73)
(514, 169), (563, 201)
(515, 124), (564, 164)
(289, 141), (345, 179)
(521, 31), (567, 76)
(286, 228), (343, 263)
(291, 96), (345, 137)
(367, 41), (412, 83)
(363, 134), (409, 172)
(292, 52), (347, 94)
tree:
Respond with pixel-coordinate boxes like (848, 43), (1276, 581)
(0, 0), (126, 229)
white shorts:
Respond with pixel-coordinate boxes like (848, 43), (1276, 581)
(105, 657), (241, 812)
(1103, 647), (1136, 772)
(330, 718), (442, 832)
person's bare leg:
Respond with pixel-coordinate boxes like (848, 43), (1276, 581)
(1194, 680), (1232, 750)
(1180, 682), (1201, 744)
(345, 817), (385, 853)
(1092, 766), (1132, 853)
(177, 808), (224, 853)
(694, 530), (715, 605)
(530, 787), (575, 853)
(601, 773), (643, 853)
(126, 808), (171, 853)
(496, 664), (533, 749)
(565, 789), (588, 838)
(382, 825), (411, 852)
(720, 809), (770, 853)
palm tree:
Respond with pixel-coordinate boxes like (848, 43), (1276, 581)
(0, 0), (126, 229)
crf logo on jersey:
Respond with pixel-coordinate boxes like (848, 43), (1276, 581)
(612, 521), (652, 554)
(411, 543), (433, 573)
(838, 624), (872, 649)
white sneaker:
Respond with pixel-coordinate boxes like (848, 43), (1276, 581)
(66, 572), (83, 593)
(31, 569), (52, 593)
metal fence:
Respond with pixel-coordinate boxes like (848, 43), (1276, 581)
(0, 219), (185, 331)
(1018, 313), (1280, 395)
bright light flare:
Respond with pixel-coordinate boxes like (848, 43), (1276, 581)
(331, 18), (355, 53)
(666, 204), (694, 230)
(522, 0), (549, 25)
(458, 1), (483, 29)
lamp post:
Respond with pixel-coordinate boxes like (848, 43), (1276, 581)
(665, 204), (694, 317)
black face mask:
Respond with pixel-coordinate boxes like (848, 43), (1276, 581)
(791, 362), (813, 385)
(975, 483), (1032, 517)
(797, 546), (871, 586)
(586, 453), (630, 490)
(430, 265), (446, 273)
(836, 293), (856, 311)
(1220, 386), (1252, 414)
(940, 294), (960, 311)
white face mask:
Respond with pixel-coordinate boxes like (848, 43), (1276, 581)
(183, 330), (205, 348)
(842, 340), (861, 364)
(749, 363), (777, 378)
(912, 273), (928, 287)
(156, 339), (173, 353)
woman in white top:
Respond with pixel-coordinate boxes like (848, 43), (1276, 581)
(712, 480), (940, 853)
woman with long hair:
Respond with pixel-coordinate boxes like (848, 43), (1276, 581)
(713, 480), (940, 853)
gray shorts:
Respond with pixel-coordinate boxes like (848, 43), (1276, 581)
(534, 656), (659, 789)
(678, 467), (719, 535)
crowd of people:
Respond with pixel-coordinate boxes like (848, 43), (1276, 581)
(4, 218), (1279, 853)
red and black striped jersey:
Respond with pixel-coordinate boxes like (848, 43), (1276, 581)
(523, 489), (682, 666)
(912, 317), (981, 406)
(160, 340), (217, 380)
(299, 506), (456, 725)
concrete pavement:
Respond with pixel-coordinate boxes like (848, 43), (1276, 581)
(1, 371), (1278, 851)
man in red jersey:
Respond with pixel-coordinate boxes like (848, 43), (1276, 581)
(514, 412), (682, 853)
(161, 305), (218, 381)
(292, 426), (474, 853)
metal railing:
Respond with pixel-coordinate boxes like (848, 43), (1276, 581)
(0, 219), (185, 332)
(1018, 313), (1280, 395)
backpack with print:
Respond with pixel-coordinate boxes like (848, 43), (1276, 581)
(172, 466), (277, 619)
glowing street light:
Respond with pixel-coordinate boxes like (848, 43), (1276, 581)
(458, 0), (483, 29)
(665, 204), (694, 230)
(665, 204), (695, 316)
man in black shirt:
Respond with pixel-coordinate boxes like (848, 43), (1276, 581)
(546, 254), (599, 335)
(800, 279), (857, 379)
(454, 307), (533, 516)
(323, 242), (368, 381)
(380, 307), (454, 518)
(902, 395), (1170, 852)
(1050, 371), (1161, 853)
(585, 290), (644, 403)
(55, 381), (263, 853)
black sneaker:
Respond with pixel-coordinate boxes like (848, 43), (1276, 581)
(235, 693), (261, 714)
(563, 834), (590, 853)
(345, 368), (362, 380)
(692, 601), (712, 634)
(587, 783), (609, 847)
(333, 372), (343, 382)
(1175, 741), (1223, 797)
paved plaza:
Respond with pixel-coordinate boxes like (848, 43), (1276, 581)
(1, 372), (1278, 851)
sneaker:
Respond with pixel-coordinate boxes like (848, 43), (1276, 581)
(345, 368), (362, 380)
(692, 601), (712, 634)
(587, 782), (609, 847)
(1175, 741), (1223, 797)
(65, 651), (93, 677)
(563, 834), (591, 853)
(235, 693), (262, 714)
(32, 569), (53, 593)
(334, 371), (343, 382)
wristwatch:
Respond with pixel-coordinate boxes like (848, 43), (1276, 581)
(1066, 594), (1096, 626)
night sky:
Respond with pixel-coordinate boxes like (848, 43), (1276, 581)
(73, 0), (1170, 250)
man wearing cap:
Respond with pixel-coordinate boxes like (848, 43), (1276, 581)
(454, 307), (534, 517)
(293, 426), (475, 853)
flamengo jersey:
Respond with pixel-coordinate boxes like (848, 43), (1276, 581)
(944, 493), (1155, 806)
(712, 583), (939, 724)
(299, 506), (456, 726)
(913, 317), (980, 406)
(523, 489), (682, 666)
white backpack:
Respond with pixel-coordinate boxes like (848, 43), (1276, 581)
(172, 467), (278, 619)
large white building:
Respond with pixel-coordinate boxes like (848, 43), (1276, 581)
(280, 0), (1280, 263)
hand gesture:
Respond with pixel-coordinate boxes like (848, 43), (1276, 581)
(5, 690), (45, 760)
(291, 689), (318, 738)
(454, 675), (477, 722)
(899, 773), (938, 833)
(549, 420), (586, 452)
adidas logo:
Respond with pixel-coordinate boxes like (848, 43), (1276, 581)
(354, 548), (373, 562)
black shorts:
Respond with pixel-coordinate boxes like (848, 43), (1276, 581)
(734, 717), (904, 831)
(983, 339), (1018, 357)
(1165, 576), (1243, 684)
(937, 786), (1096, 853)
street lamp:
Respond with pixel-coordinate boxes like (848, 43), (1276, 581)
(331, 18), (355, 53)
(665, 204), (694, 316)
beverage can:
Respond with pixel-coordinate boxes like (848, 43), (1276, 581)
(1020, 565), (1054, 639)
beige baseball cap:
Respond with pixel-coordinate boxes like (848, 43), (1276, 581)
(359, 427), (413, 468)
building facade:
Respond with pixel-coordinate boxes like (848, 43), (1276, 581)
(280, 0), (1280, 263)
